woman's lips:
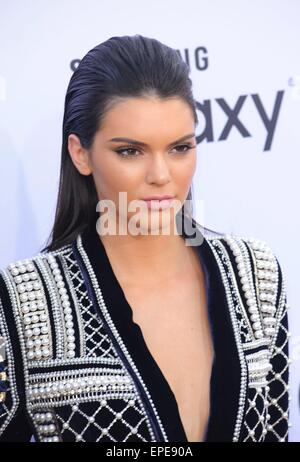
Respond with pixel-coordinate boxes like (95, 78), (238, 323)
(141, 198), (175, 210)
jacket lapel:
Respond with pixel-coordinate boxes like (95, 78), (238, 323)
(73, 213), (242, 442)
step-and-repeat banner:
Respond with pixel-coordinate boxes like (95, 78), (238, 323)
(0, 0), (299, 441)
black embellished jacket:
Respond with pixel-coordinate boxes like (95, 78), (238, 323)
(0, 216), (290, 442)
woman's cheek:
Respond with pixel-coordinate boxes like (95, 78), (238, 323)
(176, 158), (196, 184)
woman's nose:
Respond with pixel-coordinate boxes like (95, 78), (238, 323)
(145, 153), (171, 185)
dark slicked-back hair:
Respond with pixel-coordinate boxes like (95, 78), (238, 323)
(41, 34), (218, 252)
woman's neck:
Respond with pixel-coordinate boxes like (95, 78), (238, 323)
(98, 229), (189, 287)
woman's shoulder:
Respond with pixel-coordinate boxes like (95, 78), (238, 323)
(211, 230), (285, 287)
(0, 242), (74, 305)
(0, 242), (76, 368)
(202, 225), (282, 266)
(185, 217), (285, 290)
(201, 227), (288, 325)
(208, 231), (285, 285)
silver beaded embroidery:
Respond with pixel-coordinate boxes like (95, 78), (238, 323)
(206, 238), (248, 442)
(6, 260), (53, 362)
(0, 292), (19, 434)
(0, 231), (290, 442)
(205, 234), (290, 442)
(76, 234), (165, 442)
(58, 248), (120, 360)
(27, 367), (137, 408)
(0, 246), (156, 442)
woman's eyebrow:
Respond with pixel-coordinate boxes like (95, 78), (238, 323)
(108, 133), (195, 147)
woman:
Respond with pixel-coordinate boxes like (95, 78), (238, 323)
(0, 35), (290, 442)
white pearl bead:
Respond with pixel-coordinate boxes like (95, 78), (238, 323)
(255, 330), (264, 339)
(17, 284), (26, 294)
(249, 306), (258, 314)
(250, 314), (260, 322)
(35, 349), (42, 358)
(22, 305), (30, 314)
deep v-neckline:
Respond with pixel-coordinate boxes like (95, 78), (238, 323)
(75, 213), (242, 442)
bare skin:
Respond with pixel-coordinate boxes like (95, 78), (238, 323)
(104, 238), (214, 442)
(67, 96), (215, 442)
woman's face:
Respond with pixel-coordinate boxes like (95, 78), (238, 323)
(68, 96), (197, 234)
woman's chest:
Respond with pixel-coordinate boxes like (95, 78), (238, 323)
(121, 274), (215, 442)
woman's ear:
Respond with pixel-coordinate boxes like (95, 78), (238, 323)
(67, 133), (93, 176)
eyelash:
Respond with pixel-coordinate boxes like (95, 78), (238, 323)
(114, 143), (196, 158)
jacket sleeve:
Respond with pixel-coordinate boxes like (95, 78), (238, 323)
(0, 270), (33, 441)
(263, 258), (290, 442)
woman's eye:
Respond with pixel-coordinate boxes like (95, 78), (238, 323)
(115, 147), (140, 157)
(114, 143), (195, 158)
(172, 144), (195, 153)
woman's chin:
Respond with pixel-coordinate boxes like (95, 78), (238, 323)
(127, 209), (178, 236)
